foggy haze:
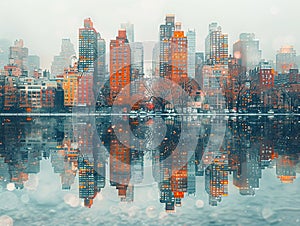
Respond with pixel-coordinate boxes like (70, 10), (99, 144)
(0, 0), (299, 69)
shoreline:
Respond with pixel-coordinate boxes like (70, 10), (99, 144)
(0, 113), (299, 117)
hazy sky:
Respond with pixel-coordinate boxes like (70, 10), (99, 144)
(0, 0), (299, 69)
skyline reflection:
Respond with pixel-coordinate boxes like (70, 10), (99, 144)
(0, 115), (299, 213)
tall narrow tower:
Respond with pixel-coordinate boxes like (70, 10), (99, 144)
(78, 18), (98, 74)
(77, 18), (98, 106)
(187, 29), (196, 79)
(110, 29), (131, 102)
(159, 14), (175, 78)
(170, 22), (188, 83)
(9, 39), (28, 72)
(205, 22), (228, 66)
(120, 22), (134, 43)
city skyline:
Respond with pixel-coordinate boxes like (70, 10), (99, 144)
(0, 0), (299, 69)
(1, 15), (300, 114)
(1, 1), (300, 225)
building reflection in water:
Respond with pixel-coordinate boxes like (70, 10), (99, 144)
(0, 115), (299, 212)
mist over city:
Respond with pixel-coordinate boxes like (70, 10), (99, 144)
(1, 1), (300, 226)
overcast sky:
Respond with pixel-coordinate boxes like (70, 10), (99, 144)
(0, 0), (299, 69)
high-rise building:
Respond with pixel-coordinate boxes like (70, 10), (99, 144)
(233, 33), (262, 71)
(195, 52), (204, 84)
(170, 146), (188, 206)
(51, 39), (75, 78)
(187, 29), (196, 79)
(152, 42), (160, 77)
(159, 14), (175, 78)
(120, 22), (134, 43)
(205, 163), (228, 206)
(61, 38), (76, 59)
(109, 29), (131, 102)
(187, 153), (196, 195)
(205, 23), (228, 66)
(276, 46), (297, 74)
(9, 39), (28, 72)
(78, 18), (99, 106)
(78, 18), (98, 74)
(78, 156), (97, 208)
(27, 55), (40, 77)
(0, 39), (10, 70)
(130, 42), (144, 77)
(169, 22), (188, 83)
(97, 33), (106, 85)
(130, 42), (144, 94)
(108, 124), (132, 201)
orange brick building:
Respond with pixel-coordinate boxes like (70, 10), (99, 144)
(169, 23), (188, 84)
(109, 29), (131, 104)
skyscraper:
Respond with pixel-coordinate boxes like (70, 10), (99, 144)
(130, 42), (144, 77)
(195, 52), (204, 84)
(120, 22), (134, 43)
(94, 32), (106, 91)
(205, 163), (228, 206)
(78, 156), (97, 208)
(159, 14), (175, 78)
(0, 39), (10, 70)
(78, 18), (99, 106)
(27, 55), (40, 77)
(170, 22), (188, 83)
(152, 42), (160, 77)
(109, 29), (131, 102)
(78, 18), (98, 74)
(51, 38), (75, 78)
(187, 29), (196, 79)
(130, 42), (144, 94)
(233, 33), (262, 71)
(205, 23), (228, 66)
(276, 46), (297, 74)
(97, 34), (106, 80)
(9, 39), (28, 73)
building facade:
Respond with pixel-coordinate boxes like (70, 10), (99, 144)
(51, 39), (75, 78)
(233, 33), (262, 71)
(159, 14), (175, 78)
(170, 23), (188, 84)
(187, 29), (196, 79)
(78, 18), (99, 106)
(78, 18), (98, 74)
(276, 46), (297, 74)
(205, 23), (228, 66)
(259, 61), (275, 90)
(120, 22), (134, 43)
(109, 29), (131, 102)
(9, 39), (28, 73)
